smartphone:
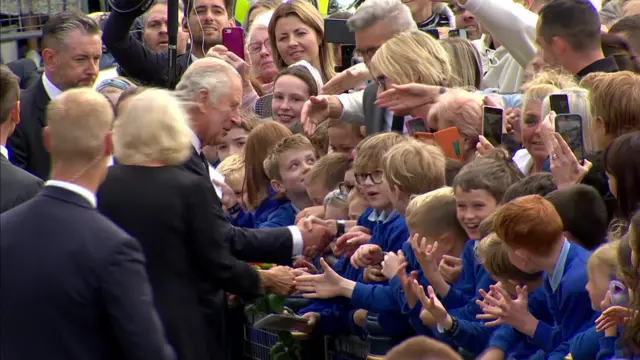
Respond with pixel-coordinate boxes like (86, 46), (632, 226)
(482, 106), (504, 147)
(550, 94), (570, 115)
(222, 27), (245, 60)
(424, 28), (440, 40)
(434, 127), (464, 162)
(324, 18), (356, 44)
(405, 117), (428, 135)
(609, 280), (629, 307)
(448, 29), (468, 39)
(555, 114), (585, 161)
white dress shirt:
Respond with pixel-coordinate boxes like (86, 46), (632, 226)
(42, 73), (63, 101)
(0, 144), (8, 160)
(45, 180), (97, 208)
(188, 129), (304, 260)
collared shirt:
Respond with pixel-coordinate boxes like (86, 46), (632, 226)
(367, 209), (399, 224)
(549, 239), (571, 292)
(45, 180), (97, 208)
(42, 73), (63, 101)
(0, 144), (8, 159)
(576, 57), (619, 81)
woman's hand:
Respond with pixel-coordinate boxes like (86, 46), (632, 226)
(544, 130), (592, 189)
(375, 83), (443, 115)
(320, 63), (372, 95)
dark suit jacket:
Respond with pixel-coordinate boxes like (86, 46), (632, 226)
(98, 165), (264, 360)
(182, 149), (295, 265)
(7, 78), (51, 180)
(1, 186), (174, 360)
(0, 153), (43, 213)
(362, 82), (386, 135)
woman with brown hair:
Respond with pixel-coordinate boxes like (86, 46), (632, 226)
(271, 61), (322, 130)
(268, 0), (336, 82)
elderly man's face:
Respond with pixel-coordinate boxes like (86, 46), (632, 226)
(201, 75), (242, 146)
(354, 19), (401, 67)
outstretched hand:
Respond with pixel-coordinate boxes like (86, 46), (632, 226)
(295, 258), (355, 299)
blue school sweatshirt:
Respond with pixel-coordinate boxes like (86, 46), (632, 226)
(569, 325), (623, 360)
(258, 202), (300, 229)
(231, 186), (288, 228)
(348, 211), (411, 337)
(440, 240), (494, 310)
(485, 287), (555, 359)
(530, 240), (596, 357)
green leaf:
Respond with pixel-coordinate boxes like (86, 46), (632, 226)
(268, 293), (285, 313)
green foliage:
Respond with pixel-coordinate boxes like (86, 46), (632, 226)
(246, 293), (301, 360)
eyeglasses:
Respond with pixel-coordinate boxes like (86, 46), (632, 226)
(338, 181), (354, 196)
(248, 39), (270, 54)
(355, 170), (384, 185)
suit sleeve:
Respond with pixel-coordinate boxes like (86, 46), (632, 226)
(7, 119), (30, 170)
(185, 178), (264, 297)
(102, 11), (188, 87)
(100, 237), (176, 360)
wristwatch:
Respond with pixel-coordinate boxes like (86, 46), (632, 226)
(437, 316), (458, 335)
(336, 220), (346, 238)
(228, 203), (242, 216)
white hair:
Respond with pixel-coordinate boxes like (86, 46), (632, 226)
(174, 58), (240, 107)
(247, 10), (274, 42)
(347, 0), (417, 32)
(114, 88), (192, 165)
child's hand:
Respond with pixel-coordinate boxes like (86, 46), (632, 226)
(293, 258), (318, 274)
(419, 307), (437, 327)
(295, 206), (325, 224)
(295, 258), (355, 299)
(410, 234), (440, 277)
(595, 306), (637, 332)
(211, 179), (240, 212)
(395, 261), (420, 309)
(381, 250), (405, 280)
(351, 244), (384, 269)
(352, 309), (368, 328)
(476, 284), (538, 337)
(439, 255), (463, 283)
(299, 312), (321, 333)
(363, 265), (386, 283)
(414, 281), (449, 325)
(334, 231), (371, 257)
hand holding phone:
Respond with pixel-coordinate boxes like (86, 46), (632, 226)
(405, 117), (428, 136)
(222, 27), (245, 60)
(550, 94), (570, 115)
(554, 114), (585, 161)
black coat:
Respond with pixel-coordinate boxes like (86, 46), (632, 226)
(0, 153), (42, 213)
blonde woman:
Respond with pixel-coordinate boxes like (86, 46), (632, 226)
(440, 37), (483, 89)
(268, 0), (336, 81)
(369, 29), (453, 130)
(97, 88), (265, 360)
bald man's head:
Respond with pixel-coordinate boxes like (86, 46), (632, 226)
(45, 88), (113, 165)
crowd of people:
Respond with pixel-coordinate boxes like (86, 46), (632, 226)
(1, 0), (640, 359)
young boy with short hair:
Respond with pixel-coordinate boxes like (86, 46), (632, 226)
(216, 154), (246, 207)
(327, 119), (364, 155)
(490, 195), (596, 359)
(259, 134), (317, 228)
(305, 152), (350, 206)
(545, 184), (609, 250)
(309, 120), (330, 157)
(323, 189), (349, 220)
(503, 172), (558, 202)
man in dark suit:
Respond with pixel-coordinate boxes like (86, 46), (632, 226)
(0, 88), (175, 360)
(175, 57), (333, 266)
(7, 11), (103, 180)
(0, 65), (42, 213)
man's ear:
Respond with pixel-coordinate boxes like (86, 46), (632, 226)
(41, 48), (56, 73)
(11, 101), (20, 126)
(228, 17), (235, 27)
(104, 131), (114, 157)
(196, 88), (210, 113)
(182, 16), (190, 33)
(43, 126), (51, 153)
(271, 179), (286, 194)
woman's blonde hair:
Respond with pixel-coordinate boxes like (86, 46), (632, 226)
(588, 241), (621, 280)
(440, 37), (482, 89)
(541, 88), (596, 153)
(268, 0), (336, 81)
(369, 30), (452, 87)
(114, 88), (191, 166)
(521, 68), (577, 91)
(243, 120), (293, 210)
(521, 84), (559, 127)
